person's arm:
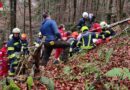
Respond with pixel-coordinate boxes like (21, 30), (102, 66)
(7, 41), (16, 60)
(77, 19), (83, 29)
(91, 32), (105, 39)
(51, 20), (61, 39)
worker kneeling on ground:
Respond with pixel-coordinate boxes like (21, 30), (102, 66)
(100, 21), (116, 42)
(78, 26), (105, 50)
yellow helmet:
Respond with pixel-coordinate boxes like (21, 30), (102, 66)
(81, 26), (89, 32)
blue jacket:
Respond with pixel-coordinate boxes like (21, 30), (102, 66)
(77, 18), (91, 29)
(79, 31), (104, 49)
(40, 19), (61, 42)
(21, 40), (29, 54)
(7, 36), (21, 60)
(35, 37), (42, 44)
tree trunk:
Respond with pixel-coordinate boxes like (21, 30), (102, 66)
(73, 0), (77, 23)
(28, 0), (33, 45)
(10, 0), (17, 32)
(23, 0), (26, 33)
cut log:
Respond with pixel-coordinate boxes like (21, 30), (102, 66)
(90, 18), (130, 32)
(109, 18), (130, 27)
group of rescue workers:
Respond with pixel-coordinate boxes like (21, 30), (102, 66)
(0, 11), (116, 76)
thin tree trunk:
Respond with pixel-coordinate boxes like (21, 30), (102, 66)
(73, 0), (77, 23)
(23, 0), (26, 33)
(28, 0), (33, 45)
(10, 0), (17, 32)
(14, 0), (16, 28)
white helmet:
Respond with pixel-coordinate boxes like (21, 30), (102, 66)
(100, 21), (109, 28)
(12, 28), (21, 33)
(9, 34), (13, 40)
(38, 32), (42, 37)
(82, 12), (88, 18)
(88, 13), (93, 19)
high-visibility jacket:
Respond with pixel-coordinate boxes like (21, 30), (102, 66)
(7, 37), (21, 75)
(79, 31), (105, 50)
(21, 40), (29, 54)
(7, 37), (21, 61)
(101, 29), (116, 38)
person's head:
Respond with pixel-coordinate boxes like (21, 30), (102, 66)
(89, 13), (93, 19)
(12, 28), (21, 38)
(82, 12), (88, 19)
(38, 32), (42, 38)
(21, 33), (27, 41)
(91, 23), (102, 33)
(2, 41), (7, 47)
(42, 12), (50, 19)
(58, 24), (65, 30)
(81, 26), (89, 33)
(89, 13), (96, 22)
(100, 21), (109, 29)
(128, 20), (130, 24)
(72, 31), (79, 39)
(65, 31), (71, 37)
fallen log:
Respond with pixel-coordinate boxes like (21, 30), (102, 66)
(90, 18), (130, 32)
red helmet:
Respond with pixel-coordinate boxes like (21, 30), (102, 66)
(90, 23), (102, 33)
(72, 31), (79, 38)
(128, 21), (130, 24)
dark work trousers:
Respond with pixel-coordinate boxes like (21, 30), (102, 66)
(42, 40), (70, 66)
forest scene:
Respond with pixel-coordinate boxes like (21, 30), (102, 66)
(0, 0), (130, 90)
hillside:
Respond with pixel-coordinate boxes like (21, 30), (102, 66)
(2, 26), (129, 90)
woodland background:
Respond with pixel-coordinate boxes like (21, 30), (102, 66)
(0, 0), (130, 45)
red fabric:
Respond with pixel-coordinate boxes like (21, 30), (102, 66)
(90, 23), (102, 33)
(0, 2), (3, 8)
(0, 50), (8, 76)
(105, 37), (111, 43)
(1, 47), (7, 57)
(59, 28), (66, 37)
(54, 28), (66, 59)
(95, 39), (104, 45)
(54, 48), (63, 59)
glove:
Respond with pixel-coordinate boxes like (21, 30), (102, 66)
(107, 25), (110, 28)
(69, 48), (72, 52)
(49, 41), (55, 45)
(35, 43), (40, 47)
(93, 39), (98, 43)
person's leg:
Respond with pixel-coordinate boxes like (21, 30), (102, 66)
(54, 48), (62, 59)
(42, 46), (53, 66)
(53, 41), (70, 63)
(60, 47), (69, 63)
(9, 59), (17, 76)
